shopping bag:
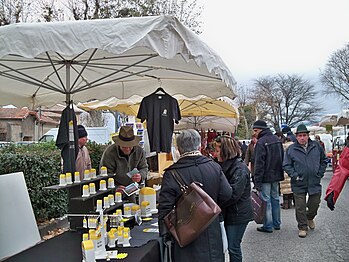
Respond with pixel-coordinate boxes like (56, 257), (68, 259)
(164, 169), (221, 247)
(251, 191), (266, 224)
(220, 221), (228, 253)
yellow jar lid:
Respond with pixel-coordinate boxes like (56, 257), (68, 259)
(59, 174), (65, 178)
(141, 201), (150, 207)
(131, 205), (140, 211)
(74, 171), (80, 176)
(139, 187), (156, 195)
(83, 185), (89, 189)
(66, 172), (72, 177)
(84, 170), (90, 174)
(101, 166), (107, 170)
(82, 240), (94, 250)
(108, 231), (115, 238)
(100, 180), (106, 184)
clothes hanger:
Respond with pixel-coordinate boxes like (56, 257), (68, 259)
(154, 79), (166, 95)
(154, 87), (166, 94)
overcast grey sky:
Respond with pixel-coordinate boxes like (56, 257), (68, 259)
(199, 0), (349, 114)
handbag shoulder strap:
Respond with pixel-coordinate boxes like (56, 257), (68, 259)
(170, 169), (188, 192)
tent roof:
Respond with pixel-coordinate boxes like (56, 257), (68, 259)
(78, 95), (239, 118)
(0, 16), (237, 108)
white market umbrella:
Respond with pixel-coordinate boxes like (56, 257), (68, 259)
(336, 109), (349, 126)
(0, 16), (236, 108)
(175, 116), (238, 132)
(319, 114), (338, 127)
(78, 95), (239, 118)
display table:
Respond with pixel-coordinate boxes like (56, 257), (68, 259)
(5, 216), (161, 262)
(5, 231), (161, 262)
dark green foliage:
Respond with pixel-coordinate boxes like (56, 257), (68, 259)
(86, 141), (109, 171)
(0, 141), (109, 222)
(0, 142), (66, 222)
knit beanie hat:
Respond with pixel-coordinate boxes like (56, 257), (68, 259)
(78, 125), (88, 138)
(252, 120), (268, 129)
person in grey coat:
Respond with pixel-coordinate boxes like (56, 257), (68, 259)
(99, 126), (148, 199)
(283, 124), (327, 238)
(158, 129), (232, 262)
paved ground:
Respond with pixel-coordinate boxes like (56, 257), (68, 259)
(233, 168), (349, 262)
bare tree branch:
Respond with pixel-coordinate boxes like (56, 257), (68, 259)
(321, 43), (349, 102)
(252, 74), (322, 129)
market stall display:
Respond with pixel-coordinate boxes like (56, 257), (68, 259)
(0, 16), (238, 260)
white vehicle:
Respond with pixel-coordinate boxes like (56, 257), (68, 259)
(39, 127), (111, 144)
(333, 135), (346, 149)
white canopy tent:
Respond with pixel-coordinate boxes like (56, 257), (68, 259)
(0, 16), (236, 108)
(319, 114), (338, 127)
(78, 95), (240, 132)
(336, 109), (349, 126)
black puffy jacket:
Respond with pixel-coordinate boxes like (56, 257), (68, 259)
(254, 128), (284, 189)
(221, 157), (254, 225)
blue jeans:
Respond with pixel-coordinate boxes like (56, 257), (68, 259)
(261, 182), (281, 231)
(226, 223), (248, 262)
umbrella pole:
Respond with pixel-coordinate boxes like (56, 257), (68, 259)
(66, 64), (75, 173)
(66, 64), (71, 104)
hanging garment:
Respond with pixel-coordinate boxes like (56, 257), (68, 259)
(137, 91), (181, 153)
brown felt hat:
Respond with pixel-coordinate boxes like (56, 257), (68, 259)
(112, 126), (141, 147)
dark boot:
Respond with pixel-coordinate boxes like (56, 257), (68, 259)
(282, 195), (289, 209)
(288, 194), (294, 208)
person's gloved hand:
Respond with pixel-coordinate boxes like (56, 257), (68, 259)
(326, 191), (335, 211)
(253, 184), (262, 192)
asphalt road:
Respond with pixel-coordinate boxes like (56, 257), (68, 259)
(238, 167), (349, 262)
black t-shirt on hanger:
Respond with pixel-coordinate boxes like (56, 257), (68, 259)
(137, 92), (181, 153)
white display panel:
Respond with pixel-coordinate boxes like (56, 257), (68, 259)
(0, 172), (41, 260)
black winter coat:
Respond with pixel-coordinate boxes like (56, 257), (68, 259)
(283, 139), (327, 195)
(221, 157), (254, 225)
(158, 155), (232, 262)
(254, 128), (284, 189)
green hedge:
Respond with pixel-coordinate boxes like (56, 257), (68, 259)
(0, 141), (107, 222)
(87, 141), (109, 170)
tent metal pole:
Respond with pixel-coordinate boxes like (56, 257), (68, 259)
(66, 63), (71, 104)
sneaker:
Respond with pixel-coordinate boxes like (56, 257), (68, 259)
(274, 227), (281, 230)
(257, 227), (273, 233)
(298, 230), (307, 238)
(308, 220), (315, 230)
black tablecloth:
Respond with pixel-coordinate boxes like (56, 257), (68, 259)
(5, 231), (161, 262)
(5, 212), (161, 261)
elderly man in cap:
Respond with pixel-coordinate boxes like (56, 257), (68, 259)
(283, 124), (327, 238)
(100, 126), (148, 198)
(252, 120), (284, 233)
(76, 125), (92, 179)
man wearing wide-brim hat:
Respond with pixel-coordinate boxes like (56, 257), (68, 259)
(283, 124), (327, 238)
(100, 126), (148, 198)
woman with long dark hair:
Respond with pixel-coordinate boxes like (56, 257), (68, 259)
(215, 136), (253, 262)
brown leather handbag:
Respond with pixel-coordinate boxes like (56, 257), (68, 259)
(164, 169), (221, 247)
(251, 190), (266, 224)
